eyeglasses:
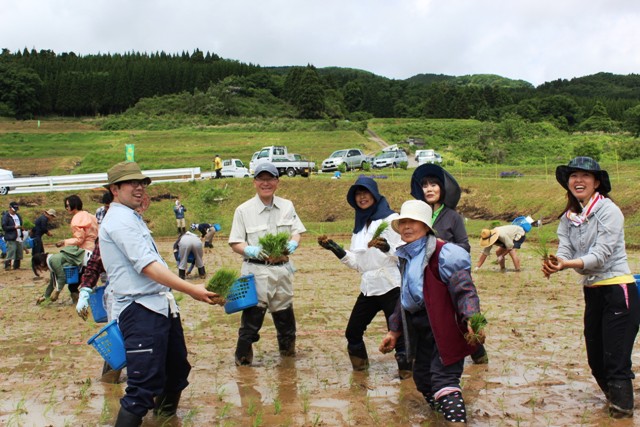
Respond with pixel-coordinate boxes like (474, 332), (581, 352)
(120, 180), (149, 188)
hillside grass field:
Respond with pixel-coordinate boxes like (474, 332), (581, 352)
(1, 118), (640, 246)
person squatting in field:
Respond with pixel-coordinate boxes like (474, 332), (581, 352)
(228, 162), (305, 366)
(33, 246), (85, 305)
(318, 176), (411, 377)
(379, 200), (484, 424)
(99, 161), (217, 426)
(475, 224), (526, 272)
(542, 156), (640, 418)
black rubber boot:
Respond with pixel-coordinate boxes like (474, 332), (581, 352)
(154, 391), (182, 418)
(347, 342), (369, 371)
(198, 266), (206, 279)
(178, 269), (186, 280)
(395, 351), (413, 379)
(595, 377), (610, 401)
(177, 228), (182, 235)
(272, 306), (297, 357)
(436, 391), (467, 423)
(100, 360), (123, 384)
(181, 227), (186, 234)
(608, 379), (634, 418)
(12, 259), (20, 270)
(205, 242), (213, 248)
(114, 406), (143, 427)
(235, 306), (267, 366)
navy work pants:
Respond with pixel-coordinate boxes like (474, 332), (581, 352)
(409, 310), (464, 398)
(118, 302), (191, 418)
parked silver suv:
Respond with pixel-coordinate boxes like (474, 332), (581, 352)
(372, 150), (408, 168)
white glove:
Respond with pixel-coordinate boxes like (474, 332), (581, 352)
(473, 267), (479, 272)
(76, 287), (92, 321)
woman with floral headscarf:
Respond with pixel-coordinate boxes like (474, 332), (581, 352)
(543, 156), (639, 418)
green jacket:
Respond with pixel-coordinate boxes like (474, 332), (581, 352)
(49, 245), (85, 286)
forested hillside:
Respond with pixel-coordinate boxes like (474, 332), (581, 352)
(2, 48), (640, 137)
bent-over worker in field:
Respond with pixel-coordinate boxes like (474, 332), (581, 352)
(379, 200), (484, 424)
(228, 161), (306, 366)
(475, 224), (526, 272)
(99, 161), (216, 426)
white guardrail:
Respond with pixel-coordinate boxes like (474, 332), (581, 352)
(0, 167), (202, 195)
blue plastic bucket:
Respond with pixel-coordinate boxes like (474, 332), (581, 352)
(89, 286), (108, 323)
(87, 320), (126, 370)
(23, 236), (33, 249)
(512, 216), (532, 233)
(213, 223), (221, 232)
(224, 274), (258, 314)
(63, 265), (80, 285)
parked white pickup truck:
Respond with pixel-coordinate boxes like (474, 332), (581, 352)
(249, 146), (315, 177)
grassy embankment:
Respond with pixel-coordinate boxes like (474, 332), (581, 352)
(1, 118), (639, 247)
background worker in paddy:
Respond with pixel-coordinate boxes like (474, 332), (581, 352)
(173, 199), (187, 235)
(228, 162), (306, 366)
(475, 223), (528, 272)
(190, 222), (217, 248)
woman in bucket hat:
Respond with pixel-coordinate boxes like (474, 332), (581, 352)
(379, 200), (484, 424)
(318, 176), (410, 377)
(543, 156), (639, 418)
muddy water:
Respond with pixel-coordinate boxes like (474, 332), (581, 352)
(2, 240), (640, 426)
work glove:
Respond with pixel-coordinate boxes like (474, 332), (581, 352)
(318, 238), (346, 259)
(76, 287), (92, 321)
(244, 245), (267, 260)
(286, 240), (299, 255)
(369, 237), (390, 253)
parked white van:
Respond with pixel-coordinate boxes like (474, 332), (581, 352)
(416, 149), (442, 165)
(0, 168), (15, 195)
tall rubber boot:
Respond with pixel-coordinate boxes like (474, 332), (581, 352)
(100, 360), (123, 384)
(347, 342), (369, 371)
(608, 379), (634, 418)
(154, 391), (182, 418)
(235, 306), (267, 366)
(4, 260), (11, 270)
(177, 228), (182, 235)
(595, 376), (610, 401)
(198, 266), (206, 279)
(12, 259), (20, 270)
(181, 227), (186, 235)
(395, 351), (413, 379)
(436, 391), (467, 423)
(272, 306), (297, 357)
(471, 344), (489, 364)
(114, 406), (142, 427)
(178, 269), (186, 280)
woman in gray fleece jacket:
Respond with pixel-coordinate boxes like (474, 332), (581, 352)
(543, 156), (639, 418)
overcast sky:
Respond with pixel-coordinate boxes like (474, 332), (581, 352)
(2, 0), (638, 86)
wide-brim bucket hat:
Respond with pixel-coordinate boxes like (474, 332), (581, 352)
(410, 164), (461, 209)
(391, 200), (433, 233)
(555, 156), (611, 194)
(104, 161), (151, 188)
(479, 228), (499, 247)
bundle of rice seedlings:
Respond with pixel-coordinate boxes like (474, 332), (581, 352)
(206, 268), (239, 306)
(533, 228), (558, 278)
(368, 221), (389, 248)
(258, 232), (290, 259)
(464, 312), (488, 346)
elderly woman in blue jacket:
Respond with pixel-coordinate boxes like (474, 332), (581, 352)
(543, 157), (639, 418)
(318, 176), (410, 377)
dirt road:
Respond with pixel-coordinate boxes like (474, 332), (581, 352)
(1, 238), (640, 426)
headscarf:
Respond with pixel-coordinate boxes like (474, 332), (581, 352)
(410, 164), (461, 209)
(346, 176), (395, 234)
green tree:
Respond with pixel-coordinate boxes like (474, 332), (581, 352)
(573, 140), (602, 160)
(283, 65), (326, 119)
(578, 101), (616, 132)
(623, 104), (640, 136)
(0, 62), (42, 118)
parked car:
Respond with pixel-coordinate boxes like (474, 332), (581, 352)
(416, 149), (442, 165)
(0, 168), (15, 195)
(321, 149), (368, 172)
(372, 150), (408, 168)
(220, 159), (250, 178)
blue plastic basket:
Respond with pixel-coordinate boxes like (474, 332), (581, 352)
(63, 265), (80, 284)
(23, 236), (33, 249)
(512, 216), (532, 233)
(213, 223), (221, 232)
(89, 286), (108, 323)
(87, 320), (126, 370)
(224, 274), (258, 314)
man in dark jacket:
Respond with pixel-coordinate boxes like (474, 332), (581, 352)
(1, 201), (25, 270)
